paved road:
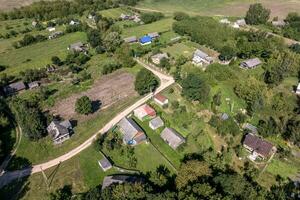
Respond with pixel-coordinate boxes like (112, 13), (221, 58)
(0, 59), (174, 188)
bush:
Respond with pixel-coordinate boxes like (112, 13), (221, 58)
(75, 96), (93, 115)
(141, 12), (164, 24)
(245, 3), (270, 25)
(102, 62), (122, 75)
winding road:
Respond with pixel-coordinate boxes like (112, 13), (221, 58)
(0, 59), (175, 188)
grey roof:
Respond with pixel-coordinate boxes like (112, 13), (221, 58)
(50, 31), (63, 37)
(148, 32), (159, 38)
(102, 175), (143, 190)
(149, 116), (164, 130)
(220, 113), (229, 121)
(194, 49), (209, 59)
(160, 127), (185, 150)
(69, 42), (84, 51)
(244, 123), (258, 134)
(124, 36), (137, 43)
(3, 81), (26, 94)
(28, 81), (40, 88)
(118, 118), (143, 143)
(99, 157), (112, 170)
(272, 20), (286, 26)
(241, 58), (262, 68)
(47, 120), (72, 139)
(236, 19), (246, 26)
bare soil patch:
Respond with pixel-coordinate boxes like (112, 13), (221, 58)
(50, 71), (138, 122)
(0, 0), (42, 10)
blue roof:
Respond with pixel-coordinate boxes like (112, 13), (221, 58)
(139, 36), (152, 44)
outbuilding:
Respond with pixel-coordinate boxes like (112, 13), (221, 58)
(240, 58), (262, 69)
(140, 36), (152, 45)
(154, 93), (168, 107)
(160, 127), (185, 150)
(98, 157), (112, 171)
(149, 116), (164, 130)
(133, 104), (156, 121)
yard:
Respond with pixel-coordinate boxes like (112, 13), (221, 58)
(0, 32), (87, 76)
(99, 7), (131, 19)
(162, 42), (194, 59)
(121, 18), (174, 38)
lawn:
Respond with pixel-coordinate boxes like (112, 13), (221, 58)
(0, 32), (87, 76)
(136, 0), (300, 18)
(7, 95), (139, 168)
(162, 42), (195, 59)
(99, 7), (131, 19)
(266, 158), (300, 179)
(121, 18), (174, 38)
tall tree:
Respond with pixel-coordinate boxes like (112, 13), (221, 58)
(134, 68), (159, 95)
(245, 3), (270, 25)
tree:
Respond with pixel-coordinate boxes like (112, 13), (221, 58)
(245, 3), (270, 25)
(103, 32), (123, 52)
(50, 185), (72, 200)
(115, 44), (136, 68)
(176, 160), (211, 189)
(181, 74), (210, 103)
(219, 46), (236, 61)
(159, 57), (170, 70)
(173, 12), (189, 21)
(134, 68), (159, 95)
(10, 97), (46, 140)
(51, 56), (62, 66)
(87, 29), (102, 48)
(75, 96), (93, 115)
(141, 12), (164, 24)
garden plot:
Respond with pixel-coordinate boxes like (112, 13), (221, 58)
(50, 71), (137, 121)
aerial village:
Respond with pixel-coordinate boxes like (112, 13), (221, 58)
(0, 1), (299, 199)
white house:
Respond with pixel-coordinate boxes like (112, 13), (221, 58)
(154, 93), (168, 107)
(192, 49), (213, 66)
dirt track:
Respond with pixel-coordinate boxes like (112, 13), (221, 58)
(50, 71), (137, 121)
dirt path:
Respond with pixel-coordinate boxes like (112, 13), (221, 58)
(0, 59), (175, 188)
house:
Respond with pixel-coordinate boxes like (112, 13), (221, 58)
(160, 127), (185, 150)
(28, 81), (40, 89)
(47, 27), (56, 32)
(240, 58), (262, 69)
(149, 116), (164, 130)
(132, 15), (141, 23)
(296, 83), (300, 95)
(154, 93), (168, 107)
(124, 36), (138, 43)
(192, 49), (213, 66)
(69, 20), (80, 25)
(47, 120), (73, 144)
(118, 117), (147, 145)
(148, 32), (159, 39)
(219, 18), (230, 24)
(243, 123), (258, 134)
(272, 20), (286, 27)
(236, 19), (246, 26)
(140, 36), (152, 45)
(120, 13), (131, 20)
(48, 31), (63, 40)
(243, 133), (276, 160)
(3, 81), (26, 95)
(68, 42), (87, 53)
(133, 104), (156, 121)
(151, 53), (168, 65)
(98, 157), (112, 171)
(102, 175), (143, 190)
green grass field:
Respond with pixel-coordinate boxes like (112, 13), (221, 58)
(0, 32), (87, 76)
(162, 42), (195, 59)
(99, 7), (131, 19)
(122, 18), (174, 38)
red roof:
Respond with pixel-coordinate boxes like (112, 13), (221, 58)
(144, 104), (156, 116)
(154, 94), (167, 103)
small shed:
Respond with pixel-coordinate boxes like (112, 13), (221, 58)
(236, 19), (246, 26)
(148, 32), (159, 39)
(28, 81), (40, 89)
(220, 113), (229, 121)
(154, 93), (168, 107)
(240, 58), (262, 69)
(124, 36), (138, 43)
(98, 157), (112, 171)
(149, 116), (164, 130)
(3, 81), (26, 95)
(160, 127), (185, 150)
